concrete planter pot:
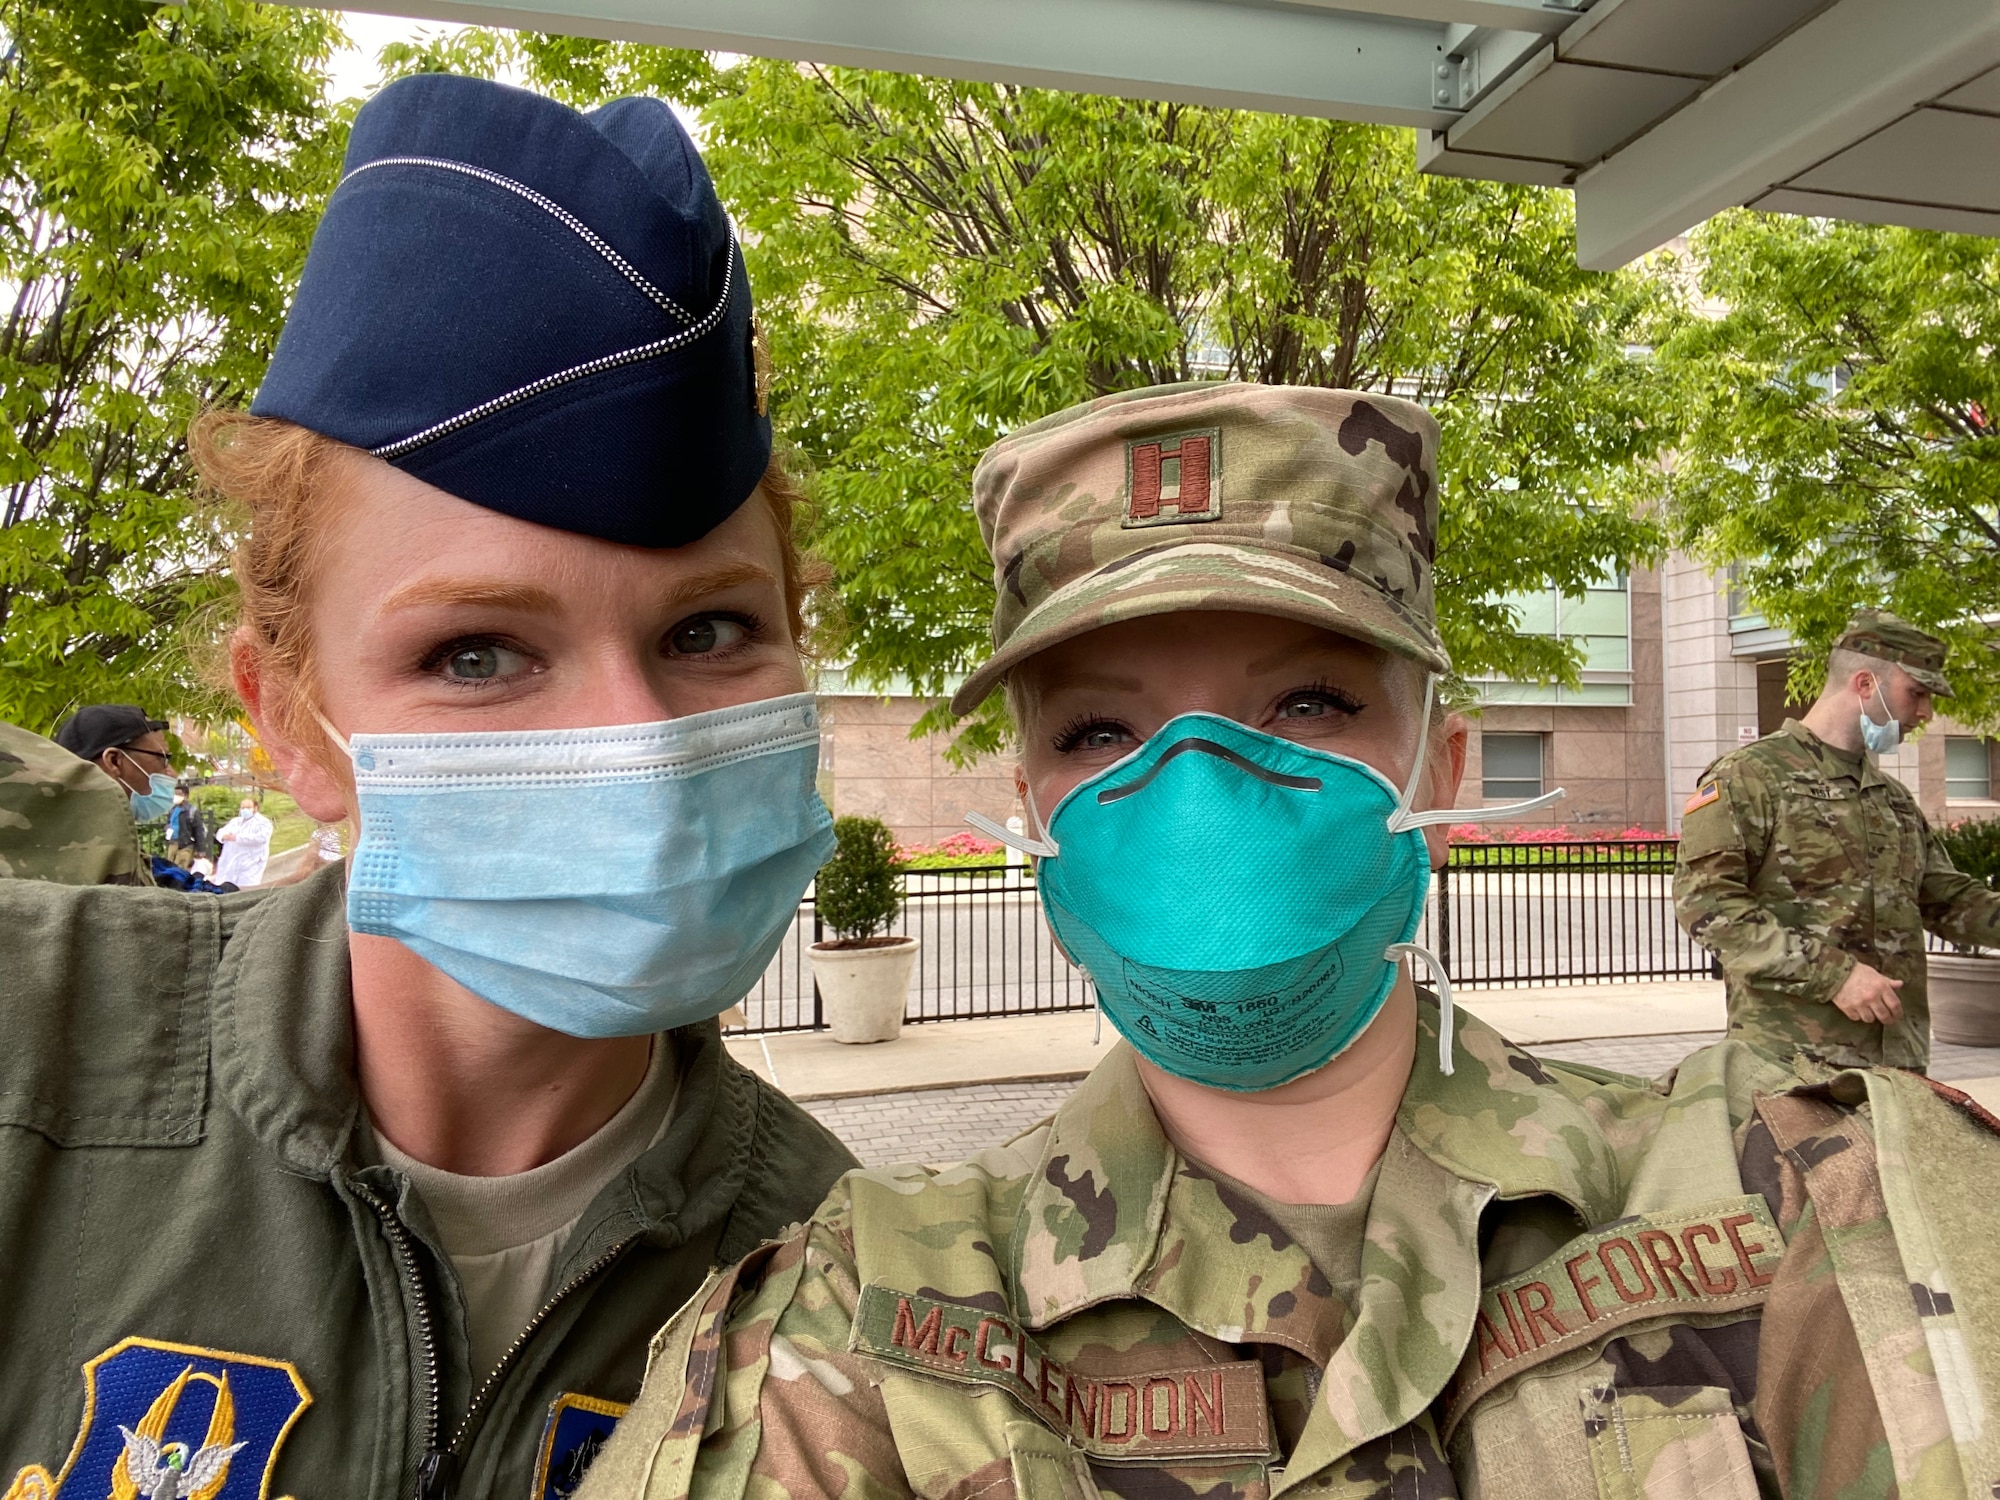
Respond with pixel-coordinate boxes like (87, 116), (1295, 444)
(1930, 952), (2000, 1046)
(810, 936), (920, 1044)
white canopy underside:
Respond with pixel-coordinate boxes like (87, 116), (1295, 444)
(306, 0), (2000, 267)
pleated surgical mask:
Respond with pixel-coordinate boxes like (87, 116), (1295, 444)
(972, 682), (1562, 1090)
(320, 693), (835, 1037)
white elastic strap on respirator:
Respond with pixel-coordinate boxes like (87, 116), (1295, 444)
(1385, 675), (1566, 833)
(1385, 942), (1456, 1076)
(967, 787), (1058, 859)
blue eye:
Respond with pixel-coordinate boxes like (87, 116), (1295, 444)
(430, 640), (535, 683)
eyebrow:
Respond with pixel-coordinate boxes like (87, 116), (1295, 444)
(1028, 667), (1146, 697)
(1243, 635), (1373, 676)
(377, 578), (564, 615)
(376, 562), (781, 618)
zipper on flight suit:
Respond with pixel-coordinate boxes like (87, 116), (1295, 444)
(352, 1174), (642, 1496)
(445, 1234), (640, 1468)
(349, 1180), (450, 1499)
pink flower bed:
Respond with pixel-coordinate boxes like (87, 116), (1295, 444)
(1446, 823), (1672, 844)
(896, 831), (1004, 862)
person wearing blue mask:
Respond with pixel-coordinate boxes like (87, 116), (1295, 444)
(53, 702), (178, 827)
(582, 385), (2000, 1500)
(0, 75), (854, 1500)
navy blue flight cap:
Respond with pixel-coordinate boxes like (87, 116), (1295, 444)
(251, 74), (771, 549)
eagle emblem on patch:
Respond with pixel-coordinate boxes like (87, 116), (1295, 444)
(1123, 428), (1222, 528)
(5, 1338), (310, 1499)
(532, 1393), (629, 1499)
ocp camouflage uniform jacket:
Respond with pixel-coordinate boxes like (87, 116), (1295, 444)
(578, 1000), (2000, 1500)
(1675, 719), (2000, 1070)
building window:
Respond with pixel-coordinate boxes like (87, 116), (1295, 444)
(1946, 737), (1993, 801)
(1473, 572), (1632, 706)
(1482, 733), (1545, 801)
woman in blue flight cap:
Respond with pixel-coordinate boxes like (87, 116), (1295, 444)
(0, 75), (854, 1499)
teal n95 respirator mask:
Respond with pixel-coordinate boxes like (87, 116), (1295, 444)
(320, 693), (835, 1038)
(970, 684), (1562, 1092)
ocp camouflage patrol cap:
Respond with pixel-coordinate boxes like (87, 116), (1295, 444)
(950, 382), (1445, 717)
(1836, 609), (1952, 695)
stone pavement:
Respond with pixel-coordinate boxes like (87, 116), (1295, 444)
(800, 1026), (2000, 1168)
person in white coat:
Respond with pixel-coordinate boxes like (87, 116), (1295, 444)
(213, 797), (274, 887)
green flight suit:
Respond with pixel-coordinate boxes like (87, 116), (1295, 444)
(0, 862), (856, 1499)
(579, 1000), (2000, 1500)
(1675, 719), (2000, 1070)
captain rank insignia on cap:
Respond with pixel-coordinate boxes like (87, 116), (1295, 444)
(1124, 428), (1222, 527)
(5, 1338), (311, 1500)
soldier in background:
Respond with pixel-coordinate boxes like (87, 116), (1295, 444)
(1676, 609), (2000, 1071)
(0, 721), (150, 883)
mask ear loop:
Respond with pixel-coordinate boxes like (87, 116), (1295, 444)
(312, 708), (355, 760)
(1383, 942), (1455, 1076)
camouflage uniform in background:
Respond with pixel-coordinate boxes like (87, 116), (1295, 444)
(581, 385), (2000, 1499)
(581, 1005), (2000, 1500)
(1675, 615), (2000, 1071)
(0, 720), (147, 884)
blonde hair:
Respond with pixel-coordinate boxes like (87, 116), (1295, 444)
(191, 410), (826, 748)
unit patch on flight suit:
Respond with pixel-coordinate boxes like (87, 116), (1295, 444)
(532, 1393), (629, 1500)
(5, 1337), (311, 1499)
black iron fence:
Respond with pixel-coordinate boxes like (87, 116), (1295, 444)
(725, 839), (1707, 1035)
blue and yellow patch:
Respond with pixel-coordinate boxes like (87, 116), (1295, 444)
(533, 1393), (629, 1500)
(5, 1337), (310, 1499)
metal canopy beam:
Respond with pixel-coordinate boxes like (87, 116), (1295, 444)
(1571, 0), (2000, 269)
(319, 0), (1536, 127)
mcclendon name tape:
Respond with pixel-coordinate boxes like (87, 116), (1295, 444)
(852, 1285), (1273, 1461)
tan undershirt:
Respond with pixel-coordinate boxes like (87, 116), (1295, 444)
(1199, 1157), (1382, 1307)
(363, 1040), (680, 1387)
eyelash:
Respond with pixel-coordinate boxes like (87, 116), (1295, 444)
(1048, 683), (1367, 753)
(1050, 715), (1124, 754)
(418, 634), (534, 687)
(1285, 680), (1366, 716)
(674, 610), (767, 657)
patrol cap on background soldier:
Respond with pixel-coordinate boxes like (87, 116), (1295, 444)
(1676, 607), (2000, 1071)
(579, 386), (2000, 1500)
(0, 721), (149, 883)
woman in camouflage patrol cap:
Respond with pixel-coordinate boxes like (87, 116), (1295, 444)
(583, 384), (2000, 1500)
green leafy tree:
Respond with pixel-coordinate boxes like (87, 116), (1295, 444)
(1659, 213), (2000, 726)
(0, 0), (345, 733)
(382, 35), (1673, 756)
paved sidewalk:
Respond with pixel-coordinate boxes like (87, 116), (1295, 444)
(797, 1021), (2000, 1168)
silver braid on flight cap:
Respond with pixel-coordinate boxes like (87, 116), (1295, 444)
(345, 156), (701, 323)
(368, 235), (738, 462)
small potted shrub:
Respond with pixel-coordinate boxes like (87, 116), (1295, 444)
(1931, 817), (2000, 1045)
(809, 816), (920, 1043)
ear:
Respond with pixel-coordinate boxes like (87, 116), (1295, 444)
(230, 628), (352, 824)
(1421, 712), (1471, 869)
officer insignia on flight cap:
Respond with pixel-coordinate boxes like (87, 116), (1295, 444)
(6, 1338), (310, 1499)
(1124, 428), (1222, 529)
(532, 1393), (629, 1499)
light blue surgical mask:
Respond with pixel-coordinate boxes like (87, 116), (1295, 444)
(972, 684), (1562, 1091)
(320, 693), (835, 1038)
(128, 770), (177, 822)
(1860, 680), (1902, 755)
